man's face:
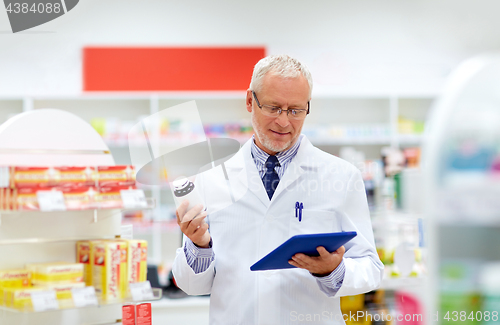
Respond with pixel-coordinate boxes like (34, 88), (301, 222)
(246, 73), (310, 155)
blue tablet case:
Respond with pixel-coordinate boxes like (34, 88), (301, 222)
(250, 231), (357, 271)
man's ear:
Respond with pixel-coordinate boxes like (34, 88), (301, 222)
(246, 90), (253, 113)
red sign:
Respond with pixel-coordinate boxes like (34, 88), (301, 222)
(83, 47), (266, 91)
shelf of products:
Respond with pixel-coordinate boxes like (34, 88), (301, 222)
(340, 289), (424, 325)
(0, 109), (155, 325)
(0, 288), (162, 314)
(380, 277), (425, 291)
(0, 93), (436, 306)
(0, 94), (435, 151)
(423, 55), (500, 324)
(0, 197), (155, 231)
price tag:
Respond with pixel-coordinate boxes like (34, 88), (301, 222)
(121, 224), (134, 240)
(37, 190), (66, 211)
(120, 189), (147, 209)
(0, 167), (9, 188)
(129, 281), (154, 301)
(31, 290), (59, 312)
(72, 286), (98, 308)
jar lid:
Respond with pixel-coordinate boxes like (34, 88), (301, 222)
(172, 177), (189, 190)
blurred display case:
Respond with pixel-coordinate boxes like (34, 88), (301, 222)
(423, 54), (500, 324)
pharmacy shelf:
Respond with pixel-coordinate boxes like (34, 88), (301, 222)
(0, 197), (156, 213)
(152, 296), (210, 309)
(108, 135), (425, 149)
(398, 134), (424, 145)
(0, 288), (163, 314)
(0, 197), (156, 228)
(108, 136), (395, 148)
(0, 94), (435, 157)
(0, 94), (434, 319)
(0, 109), (154, 325)
(122, 219), (179, 234)
(108, 135), (423, 150)
(0, 198), (157, 245)
(108, 135), (424, 149)
(433, 182), (500, 225)
(380, 277), (425, 291)
(109, 135), (250, 148)
(436, 219), (500, 228)
(0, 235), (114, 246)
(423, 55), (500, 321)
(309, 136), (392, 146)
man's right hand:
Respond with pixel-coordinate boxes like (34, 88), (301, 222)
(176, 200), (211, 248)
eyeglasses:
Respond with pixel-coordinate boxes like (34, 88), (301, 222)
(252, 91), (310, 120)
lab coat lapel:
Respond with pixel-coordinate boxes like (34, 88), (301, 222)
(271, 136), (316, 202)
(224, 139), (270, 208)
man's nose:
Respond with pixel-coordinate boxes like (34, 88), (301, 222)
(275, 110), (290, 128)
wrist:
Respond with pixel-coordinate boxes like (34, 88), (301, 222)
(311, 259), (343, 277)
(311, 271), (333, 277)
(194, 237), (212, 249)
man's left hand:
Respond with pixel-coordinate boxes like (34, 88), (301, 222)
(288, 245), (345, 276)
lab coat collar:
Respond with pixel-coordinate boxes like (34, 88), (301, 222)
(223, 138), (270, 208)
(223, 135), (318, 208)
(270, 136), (317, 202)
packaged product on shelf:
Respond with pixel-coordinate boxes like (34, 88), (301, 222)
(92, 241), (128, 301)
(3, 287), (46, 309)
(0, 269), (31, 287)
(9, 167), (53, 188)
(15, 187), (40, 210)
(127, 240), (148, 284)
(8, 166), (95, 188)
(0, 188), (12, 210)
(341, 294), (365, 312)
(97, 166), (136, 187)
(123, 210), (145, 222)
(94, 185), (136, 209)
(403, 148), (421, 168)
(77, 241), (93, 286)
(122, 304), (136, 325)
(440, 259), (482, 323)
(59, 186), (97, 210)
(6, 165), (135, 189)
(53, 167), (96, 187)
(224, 123), (241, 137)
(0, 188), (10, 210)
(14, 186), (99, 211)
(0, 269), (32, 305)
(35, 282), (86, 308)
(76, 239), (108, 287)
(136, 303), (152, 325)
(9, 188), (15, 210)
(26, 262), (84, 285)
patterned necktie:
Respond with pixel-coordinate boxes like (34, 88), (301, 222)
(262, 155), (280, 200)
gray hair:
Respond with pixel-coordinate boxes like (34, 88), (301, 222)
(249, 54), (313, 97)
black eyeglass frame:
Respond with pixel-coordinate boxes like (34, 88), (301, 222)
(252, 91), (310, 117)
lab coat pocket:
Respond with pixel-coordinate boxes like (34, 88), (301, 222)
(289, 209), (341, 237)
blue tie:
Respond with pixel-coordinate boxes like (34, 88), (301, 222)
(263, 155), (280, 200)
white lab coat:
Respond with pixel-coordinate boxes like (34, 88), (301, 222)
(173, 135), (383, 325)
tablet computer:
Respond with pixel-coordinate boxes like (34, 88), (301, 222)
(250, 231), (357, 271)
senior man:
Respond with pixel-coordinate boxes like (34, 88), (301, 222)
(173, 54), (383, 324)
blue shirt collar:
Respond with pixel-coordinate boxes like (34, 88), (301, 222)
(250, 134), (303, 167)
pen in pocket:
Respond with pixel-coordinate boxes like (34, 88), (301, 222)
(295, 202), (303, 222)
